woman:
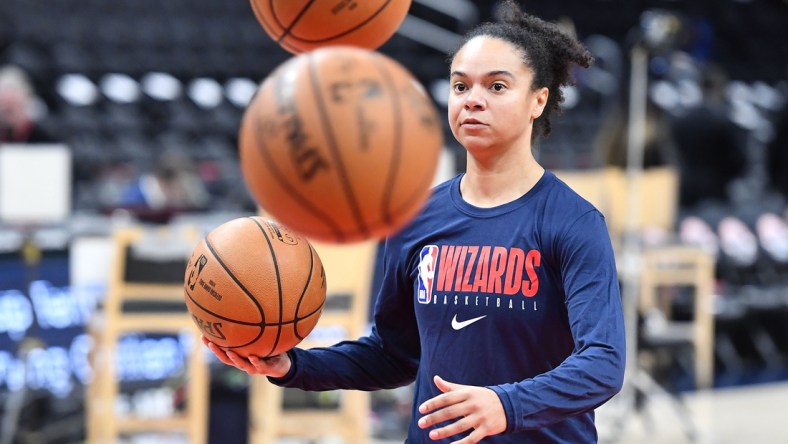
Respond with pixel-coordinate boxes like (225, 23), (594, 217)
(205, 1), (625, 442)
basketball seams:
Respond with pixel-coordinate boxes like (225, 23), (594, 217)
(185, 218), (326, 357)
(273, 0), (318, 42)
(251, 0), (317, 42)
(285, 0), (396, 44)
(185, 287), (261, 327)
(291, 239), (313, 340)
(240, 43), (443, 243)
(248, 217), (286, 356)
(307, 52), (370, 241)
(197, 237), (267, 351)
(203, 236), (266, 326)
(247, 88), (345, 240)
(296, 243), (326, 339)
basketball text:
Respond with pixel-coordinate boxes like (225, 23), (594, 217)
(198, 278), (222, 301)
(330, 79), (382, 151)
(275, 74), (329, 181)
(331, 0), (359, 14)
(265, 220), (298, 245)
(191, 315), (226, 340)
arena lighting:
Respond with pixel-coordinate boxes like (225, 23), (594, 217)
(100, 73), (140, 104)
(224, 77), (258, 108)
(187, 77), (223, 109)
(140, 72), (182, 101)
(638, 9), (688, 53)
(56, 74), (98, 106)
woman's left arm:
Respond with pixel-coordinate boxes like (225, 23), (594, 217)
(491, 209), (626, 432)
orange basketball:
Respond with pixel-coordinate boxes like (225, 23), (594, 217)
(249, 0), (412, 54)
(184, 216), (326, 358)
(239, 45), (443, 243)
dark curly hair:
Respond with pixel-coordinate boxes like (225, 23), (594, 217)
(450, 0), (593, 141)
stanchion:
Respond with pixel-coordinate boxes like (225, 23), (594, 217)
(604, 23), (702, 441)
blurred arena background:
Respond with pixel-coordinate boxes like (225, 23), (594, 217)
(0, 0), (787, 443)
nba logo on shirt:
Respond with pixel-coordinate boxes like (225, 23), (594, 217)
(417, 245), (438, 304)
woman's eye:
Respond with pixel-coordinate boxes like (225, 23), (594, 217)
(453, 83), (467, 93)
(492, 83), (506, 92)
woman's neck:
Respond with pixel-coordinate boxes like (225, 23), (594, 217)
(460, 145), (544, 208)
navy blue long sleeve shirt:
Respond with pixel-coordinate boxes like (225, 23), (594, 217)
(271, 171), (626, 443)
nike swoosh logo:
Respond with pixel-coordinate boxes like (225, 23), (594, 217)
(451, 314), (487, 330)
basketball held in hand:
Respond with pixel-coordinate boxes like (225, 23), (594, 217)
(184, 217), (326, 358)
(249, 0), (412, 54)
(239, 45), (443, 243)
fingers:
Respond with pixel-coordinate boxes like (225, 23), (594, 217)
(418, 376), (506, 442)
(202, 336), (234, 366)
(452, 428), (487, 444)
(427, 416), (476, 442)
(201, 336), (256, 373)
(434, 374), (458, 393)
(201, 336), (291, 377)
(419, 405), (474, 440)
(419, 377), (469, 430)
(421, 375), (464, 414)
(419, 400), (465, 423)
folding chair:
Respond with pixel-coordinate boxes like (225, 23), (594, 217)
(86, 225), (209, 443)
(639, 245), (716, 389)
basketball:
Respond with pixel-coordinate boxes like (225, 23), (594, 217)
(239, 45), (443, 243)
(183, 216), (326, 358)
(249, 0), (412, 54)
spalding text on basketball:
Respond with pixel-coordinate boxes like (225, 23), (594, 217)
(191, 314), (227, 340)
(276, 74), (329, 182)
(285, 116), (329, 181)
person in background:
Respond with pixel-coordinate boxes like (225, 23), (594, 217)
(596, 98), (677, 170)
(109, 148), (210, 222)
(0, 64), (51, 144)
(203, 1), (626, 442)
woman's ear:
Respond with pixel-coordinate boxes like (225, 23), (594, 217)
(531, 87), (549, 120)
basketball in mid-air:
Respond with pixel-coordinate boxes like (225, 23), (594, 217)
(184, 216), (325, 358)
(249, 0), (412, 54)
(239, 45), (443, 243)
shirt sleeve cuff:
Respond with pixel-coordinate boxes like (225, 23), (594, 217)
(489, 384), (517, 434)
(266, 349), (299, 386)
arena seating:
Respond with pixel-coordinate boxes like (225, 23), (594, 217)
(1, 1), (786, 442)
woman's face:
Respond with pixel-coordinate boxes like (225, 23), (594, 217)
(0, 89), (28, 127)
(448, 36), (547, 156)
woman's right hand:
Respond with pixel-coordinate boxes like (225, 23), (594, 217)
(201, 336), (292, 378)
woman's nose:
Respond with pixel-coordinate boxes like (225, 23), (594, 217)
(464, 87), (485, 110)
